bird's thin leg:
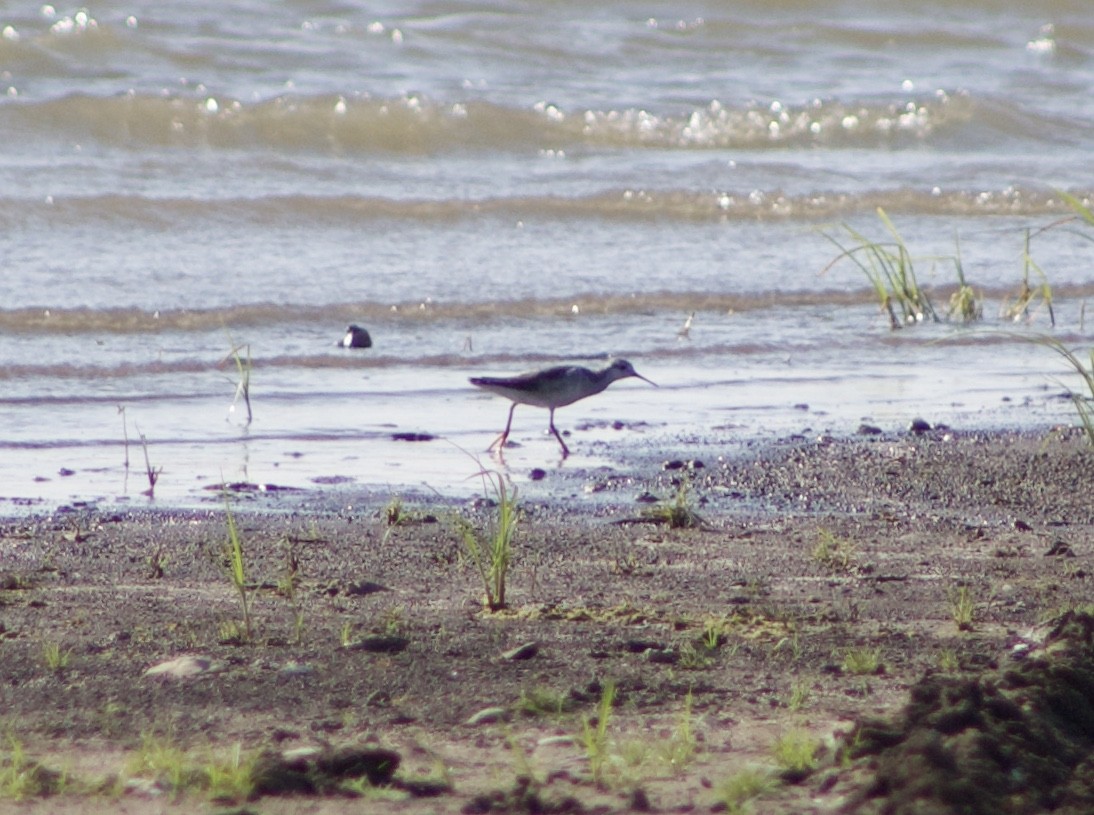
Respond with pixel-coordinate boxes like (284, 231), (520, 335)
(488, 403), (518, 452)
(547, 408), (570, 458)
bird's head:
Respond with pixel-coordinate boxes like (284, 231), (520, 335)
(607, 359), (657, 387)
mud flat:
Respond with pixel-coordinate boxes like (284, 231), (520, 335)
(1, 426), (1093, 814)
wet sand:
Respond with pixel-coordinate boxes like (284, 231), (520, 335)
(1, 424), (1093, 813)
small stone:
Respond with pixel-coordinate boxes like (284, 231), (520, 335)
(501, 642), (538, 661)
(344, 580), (388, 596)
(645, 648), (678, 665)
(278, 661), (315, 677)
(857, 423), (884, 436)
(629, 786), (652, 811)
(391, 432), (435, 442)
(124, 778), (165, 797)
(346, 635), (409, 653)
(536, 735), (577, 748)
(397, 776), (451, 797)
(466, 706), (509, 726)
(529, 468), (547, 481)
(908, 418), (932, 433)
(317, 747), (401, 784)
(143, 654), (222, 679)
(1044, 541), (1074, 557)
(624, 639), (665, 653)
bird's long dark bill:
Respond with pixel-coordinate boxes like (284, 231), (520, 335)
(636, 374), (658, 387)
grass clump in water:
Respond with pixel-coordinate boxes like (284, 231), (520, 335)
(945, 235), (982, 323)
(1002, 229), (1055, 326)
(224, 341), (253, 427)
(821, 207), (939, 328)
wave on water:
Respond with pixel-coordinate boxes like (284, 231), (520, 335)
(2, 187), (1089, 231)
(4, 87), (1076, 154)
(2, 322), (1083, 390)
(4, 281), (1093, 337)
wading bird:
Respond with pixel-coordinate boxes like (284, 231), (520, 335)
(470, 359), (656, 457)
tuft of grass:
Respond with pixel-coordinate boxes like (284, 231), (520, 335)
(821, 207), (939, 328)
(938, 649), (961, 672)
(946, 234), (982, 323)
(1002, 229), (1055, 325)
(42, 641), (72, 673)
(124, 733), (254, 803)
(580, 681), (616, 788)
(717, 768), (775, 814)
(126, 732), (194, 799)
(378, 604), (406, 636)
(517, 686), (574, 718)
(222, 497), (253, 642)
(642, 477), (704, 529)
(701, 614), (732, 651)
(203, 742), (255, 803)
(657, 689), (698, 775)
(384, 496), (409, 527)
(0, 735), (68, 799)
(678, 640), (715, 670)
(276, 539), (305, 644)
(949, 584), (976, 631)
(812, 528), (858, 574)
(772, 729), (820, 777)
(146, 546), (169, 579)
(842, 646), (881, 676)
(134, 425), (161, 498)
(787, 679), (812, 711)
(216, 620), (247, 646)
(454, 469), (519, 611)
(1033, 336), (1094, 445)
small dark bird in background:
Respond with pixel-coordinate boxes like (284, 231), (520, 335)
(338, 324), (372, 349)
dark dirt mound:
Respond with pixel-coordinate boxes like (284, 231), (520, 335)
(842, 611), (1094, 815)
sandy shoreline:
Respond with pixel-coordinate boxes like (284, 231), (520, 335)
(2, 424), (1093, 813)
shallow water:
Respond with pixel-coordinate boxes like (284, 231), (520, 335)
(0, 1), (1092, 509)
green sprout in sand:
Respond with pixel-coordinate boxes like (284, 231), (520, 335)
(222, 497), (253, 641)
(454, 467), (519, 611)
